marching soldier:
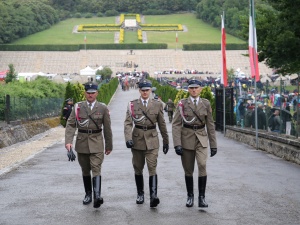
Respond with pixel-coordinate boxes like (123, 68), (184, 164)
(172, 79), (217, 208)
(124, 80), (169, 208)
(65, 82), (113, 208)
(62, 98), (74, 122)
(165, 98), (175, 122)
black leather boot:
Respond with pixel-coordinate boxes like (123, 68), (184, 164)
(198, 176), (208, 208)
(135, 175), (144, 204)
(93, 176), (103, 208)
(82, 176), (92, 205)
(149, 175), (160, 208)
(185, 176), (194, 207)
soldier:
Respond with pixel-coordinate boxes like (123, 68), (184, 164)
(124, 80), (169, 208)
(172, 79), (217, 208)
(65, 82), (113, 208)
(62, 98), (74, 122)
(165, 98), (175, 122)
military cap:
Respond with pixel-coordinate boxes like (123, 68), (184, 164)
(65, 98), (73, 102)
(188, 79), (201, 88)
(84, 82), (98, 93)
(139, 80), (152, 90)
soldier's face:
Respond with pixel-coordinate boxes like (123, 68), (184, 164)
(85, 91), (98, 103)
(188, 86), (202, 98)
(139, 88), (151, 99)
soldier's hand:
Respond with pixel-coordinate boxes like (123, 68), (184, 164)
(163, 144), (169, 154)
(175, 145), (183, 156)
(126, 140), (134, 148)
(67, 147), (76, 161)
(210, 148), (217, 157)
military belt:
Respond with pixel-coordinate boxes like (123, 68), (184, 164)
(135, 125), (156, 131)
(183, 124), (205, 131)
(78, 129), (102, 134)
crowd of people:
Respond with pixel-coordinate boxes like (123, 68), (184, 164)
(157, 75), (299, 135)
(117, 71), (149, 91)
(156, 69), (216, 75)
(235, 88), (299, 135)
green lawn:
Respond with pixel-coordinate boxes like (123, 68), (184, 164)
(11, 13), (245, 49)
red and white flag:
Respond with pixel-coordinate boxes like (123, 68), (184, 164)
(221, 14), (227, 87)
(176, 32), (178, 43)
(249, 0), (260, 82)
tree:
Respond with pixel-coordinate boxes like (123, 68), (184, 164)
(96, 67), (113, 80)
(256, 0), (300, 74)
(227, 68), (235, 84)
(5, 64), (17, 83)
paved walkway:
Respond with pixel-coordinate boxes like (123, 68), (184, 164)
(0, 86), (299, 225)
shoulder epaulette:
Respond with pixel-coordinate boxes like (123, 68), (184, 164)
(181, 98), (188, 102)
(99, 102), (107, 106)
(202, 98), (210, 105)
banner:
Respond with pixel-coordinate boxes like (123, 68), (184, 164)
(249, 0), (260, 82)
(221, 14), (227, 87)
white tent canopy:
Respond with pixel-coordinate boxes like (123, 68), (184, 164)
(80, 66), (96, 76)
(95, 66), (103, 71)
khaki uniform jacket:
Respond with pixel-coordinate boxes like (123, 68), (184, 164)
(166, 100), (175, 112)
(124, 98), (169, 150)
(172, 98), (217, 150)
(65, 101), (113, 154)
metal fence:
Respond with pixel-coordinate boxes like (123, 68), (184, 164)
(0, 95), (64, 124)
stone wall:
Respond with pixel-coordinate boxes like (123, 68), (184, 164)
(0, 117), (60, 148)
(225, 126), (300, 165)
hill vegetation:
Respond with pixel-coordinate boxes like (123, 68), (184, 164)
(0, 0), (299, 74)
(11, 14), (245, 49)
(0, 0), (263, 44)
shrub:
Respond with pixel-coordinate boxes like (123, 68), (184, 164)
(105, 10), (119, 17)
(96, 12), (103, 17)
(84, 13), (93, 18)
(143, 9), (170, 15)
(74, 13), (82, 18)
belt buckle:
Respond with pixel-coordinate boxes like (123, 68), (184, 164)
(87, 129), (93, 134)
(193, 125), (198, 131)
(143, 126), (147, 131)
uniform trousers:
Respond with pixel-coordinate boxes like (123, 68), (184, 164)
(182, 140), (208, 177)
(131, 148), (159, 176)
(168, 111), (173, 118)
(77, 152), (104, 177)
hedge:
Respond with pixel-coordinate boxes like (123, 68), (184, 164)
(0, 43), (168, 51)
(183, 43), (248, 51)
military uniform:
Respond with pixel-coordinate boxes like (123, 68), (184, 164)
(65, 82), (112, 208)
(62, 98), (73, 122)
(165, 99), (175, 122)
(124, 81), (169, 208)
(172, 79), (217, 208)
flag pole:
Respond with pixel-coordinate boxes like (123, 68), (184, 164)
(250, 0), (259, 149)
(84, 32), (86, 51)
(221, 12), (227, 135)
(176, 32), (178, 51)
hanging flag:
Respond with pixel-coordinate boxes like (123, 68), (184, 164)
(249, 0), (260, 82)
(176, 32), (178, 43)
(84, 35), (87, 42)
(220, 14), (227, 87)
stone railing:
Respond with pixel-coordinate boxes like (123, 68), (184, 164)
(225, 126), (300, 165)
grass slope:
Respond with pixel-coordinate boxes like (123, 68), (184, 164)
(11, 13), (245, 49)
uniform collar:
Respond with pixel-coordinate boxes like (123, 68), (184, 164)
(190, 96), (200, 104)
